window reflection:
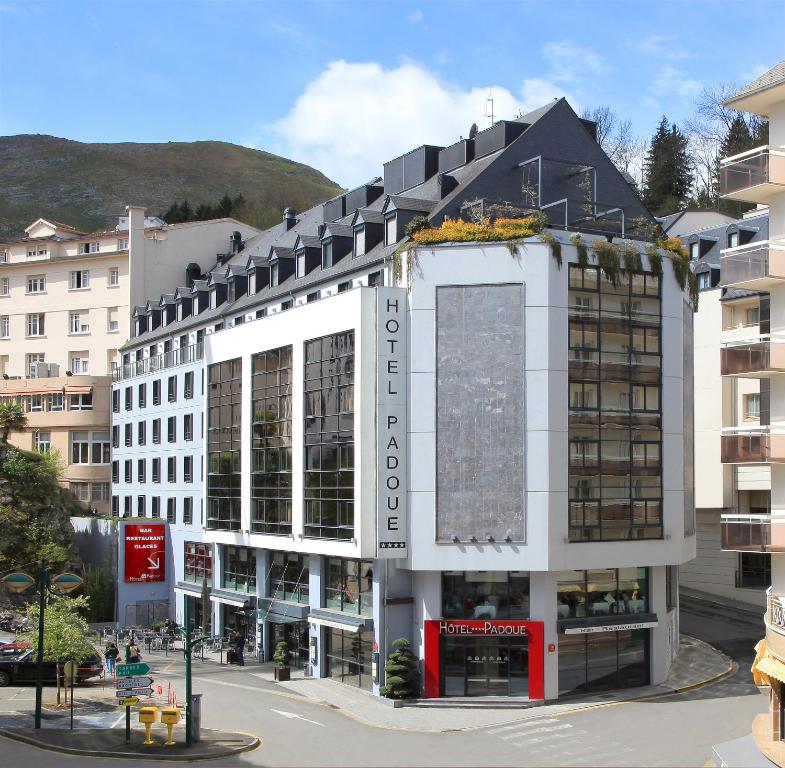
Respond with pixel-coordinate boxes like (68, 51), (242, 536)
(442, 572), (530, 619)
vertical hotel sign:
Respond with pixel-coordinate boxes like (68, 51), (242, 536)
(377, 287), (407, 557)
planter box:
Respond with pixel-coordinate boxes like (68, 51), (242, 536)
(274, 667), (290, 682)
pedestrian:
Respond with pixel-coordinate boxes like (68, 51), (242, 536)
(128, 642), (142, 664)
(233, 629), (245, 667)
(104, 642), (119, 675)
(124, 640), (132, 663)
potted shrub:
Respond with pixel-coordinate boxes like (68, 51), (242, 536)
(380, 638), (420, 700)
(273, 640), (290, 682)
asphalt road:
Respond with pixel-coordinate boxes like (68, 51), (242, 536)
(0, 596), (768, 767)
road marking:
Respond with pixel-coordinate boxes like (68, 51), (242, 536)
(270, 708), (324, 727)
(500, 723), (573, 741)
(487, 718), (560, 735)
(510, 731), (570, 747)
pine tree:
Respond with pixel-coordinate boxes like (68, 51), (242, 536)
(162, 201), (182, 224)
(194, 204), (214, 221)
(216, 194), (234, 218)
(180, 199), (193, 221)
(380, 637), (420, 699)
(642, 117), (693, 216)
(714, 115), (756, 215)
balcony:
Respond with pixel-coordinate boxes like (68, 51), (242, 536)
(720, 146), (785, 203)
(721, 338), (785, 378)
(112, 342), (203, 382)
(721, 429), (785, 464)
(721, 240), (785, 290)
(721, 514), (785, 552)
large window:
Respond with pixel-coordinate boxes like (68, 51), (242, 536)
(326, 628), (372, 692)
(304, 331), (354, 539)
(207, 359), (242, 530)
(26, 313), (45, 336)
(184, 542), (212, 586)
(556, 568), (649, 619)
(251, 346), (293, 535)
(442, 572), (530, 619)
(568, 264), (662, 541)
(222, 545), (256, 593)
(325, 558), (372, 616)
(269, 552), (309, 603)
(71, 430), (110, 464)
(738, 552), (771, 589)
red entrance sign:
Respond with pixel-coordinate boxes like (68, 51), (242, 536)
(124, 524), (166, 583)
(424, 620), (544, 700)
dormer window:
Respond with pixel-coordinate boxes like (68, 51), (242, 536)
(689, 242), (699, 260)
(728, 231), (739, 248)
(209, 289), (217, 309)
(271, 262), (279, 286)
(385, 215), (397, 246)
(296, 251), (306, 278)
(80, 242), (99, 254)
(697, 272), (710, 290)
(228, 281), (235, 302)
(247, 270), (256, 295)
(322, 241), (333, 269)
(354, 227), (366, 257)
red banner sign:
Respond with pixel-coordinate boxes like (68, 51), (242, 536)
(124, 524), (166, 583)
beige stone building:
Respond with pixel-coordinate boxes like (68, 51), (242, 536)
(0, 209), (260, 513)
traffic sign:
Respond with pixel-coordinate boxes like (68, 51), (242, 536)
(116, 687), (153, 698)
(116, 676), (153, 690)
(116, 663), (150, 677)
(117, 696), (140, 707)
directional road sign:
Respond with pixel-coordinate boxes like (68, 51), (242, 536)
(116, 663), (150, 677)
(117, 696), (140, 707)
(116, 676), (154, 690)
(116, 687), (153, 698)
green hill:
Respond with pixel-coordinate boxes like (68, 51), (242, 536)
(0, 135), (343, 238)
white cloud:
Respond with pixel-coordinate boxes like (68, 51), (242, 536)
(635, 34), (693, 61)
(407, 9), (424, 23)
(652, 64), (702, 99)
(263, 60), (574, 187)
(542, 40), (607, 83)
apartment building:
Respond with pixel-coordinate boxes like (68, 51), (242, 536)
(712, 60), (785, 766)
(113, 97), (695, 701)
(0, 212), (258, 513)
(677, 210), (771, 607)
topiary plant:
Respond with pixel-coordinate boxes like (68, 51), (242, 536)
(273, 640), (290, 667)
(380, 637), (420, 699)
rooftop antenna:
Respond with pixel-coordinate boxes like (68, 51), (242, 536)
(483, 91), (494, 128)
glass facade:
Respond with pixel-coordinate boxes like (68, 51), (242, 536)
(304, 331), (355, 539)
(558, 629), (649, 696)
(326, 628), (372, 691)
(251, 346), (293, 534)
(269, 551), (309, 603)
(184, 542), (212, 587)
(568, 265), (663, 541)
(222, 545), (256, 593)
(556, 568), (649, 619)
(442, 572), (530, 619)
(325, 558), (373, 616)
(443, 636), (529, 697)
(207, 358), (242, 530)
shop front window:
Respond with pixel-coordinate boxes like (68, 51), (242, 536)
(184, 542), (212, 587)
(556, 568), (649, 619)
(326, 628), (372, 691)
(269, 552), (309, 603)
(222, 545), (256, 593)
(324, 557), (373, 616)
(442, 572), (530, 620)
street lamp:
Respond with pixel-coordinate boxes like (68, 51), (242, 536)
(2, 561), (84, 729)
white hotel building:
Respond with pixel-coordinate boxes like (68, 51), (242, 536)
(112, 98), (695, 700)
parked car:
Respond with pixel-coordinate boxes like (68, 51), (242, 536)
(0, 641), (32, 657)
(0, 650), (103, 686)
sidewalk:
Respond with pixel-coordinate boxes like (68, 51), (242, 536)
(257, 634), (734, 732)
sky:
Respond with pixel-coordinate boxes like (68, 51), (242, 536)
(0, 0), (783, 188)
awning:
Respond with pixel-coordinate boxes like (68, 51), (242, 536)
(0, 385), (63, 396)
(65, 385), (92, 395)
(309, 615), (362, 633)
(755, 655), (785, 685)
(210, 595), (247, 608)
(174, 583), (205, 598)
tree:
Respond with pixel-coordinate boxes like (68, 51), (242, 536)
(642, 117), (693, 216)
(216, 194), (234, 218)
(581, 105), (646, 183)
(0, 402), (26, 450)
(24, 595), (94, 704)
(380, 638), (420, 699)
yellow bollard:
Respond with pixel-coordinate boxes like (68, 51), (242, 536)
(160, 707), (181, 747)
(138, 706), (158, 745)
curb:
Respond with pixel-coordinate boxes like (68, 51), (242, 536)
(0, 728), (262, 762)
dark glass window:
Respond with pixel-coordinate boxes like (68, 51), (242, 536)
(222, 545), (256, 592)
(138, 383), (146, 409)
(137, 458), (146, 483)
(152, 457), (161, 483)
(124, 423), (132, 447)
(112, 495), (119, 515)
(184, 542), (211, 585)
(151, 496), (160, 518)
(152, 418), (161, 444)
(124, 460), (132, 483)
(167, 416), (176, 443)
(152, 379), (161, 406)
(251, 346), (293, 535)
(184, 413), (193, 441)
(166, 497), (176, 523)
(137, 495), (146, 517)
(184, 371), (194, 399)
(183, 497), (193, 525)
(207, 358), (242, 530)
(738, 552), (771, 589)
(124, 387), (132, 410)
(324, 557), (372, 616)
(568, 264), (662, 542)
(270, 552), (309, 603)
(556, 568), (649, 619)
(326, 628), (372, 691)
(168, 375), (177, 402)
(167, 456), (176, 483)
(442, 572), (530, 619)
(112, 425), (119, 448)
(137, 420), (146, 446)
(337, 281), (351, 293)
(184, 455), (193, 483)
(304, 331), (354, 539)
(112, 389), (120, 413)
(111, 460), (119, 483)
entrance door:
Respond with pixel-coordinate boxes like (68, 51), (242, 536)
(442, 636), (529, 696)
(466, 637), (509, 696)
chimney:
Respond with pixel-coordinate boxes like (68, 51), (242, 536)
(283, 207), (297, 230)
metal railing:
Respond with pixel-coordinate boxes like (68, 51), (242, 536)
(720, 146), (785, 199)
(720, 239), (785, 288)
(113, 342), (203, 382)
(720, 338), (785, 376)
